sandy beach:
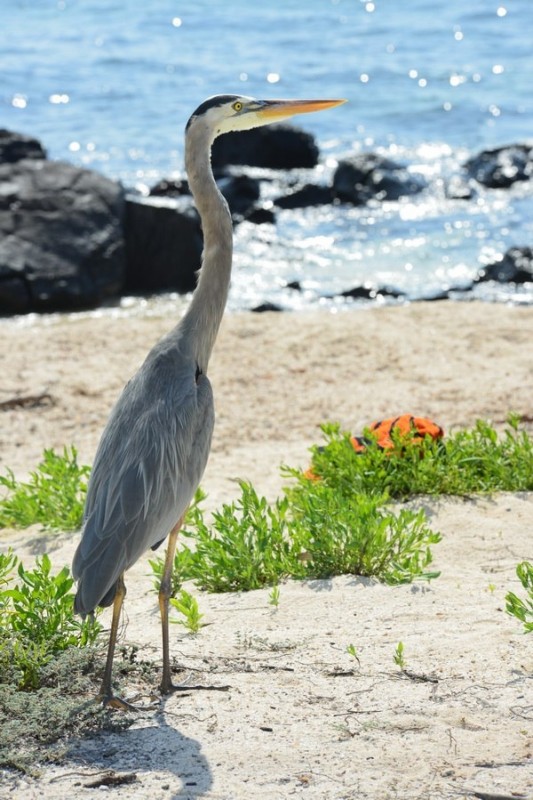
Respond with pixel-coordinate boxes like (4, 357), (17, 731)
(0, 300), (532, 799)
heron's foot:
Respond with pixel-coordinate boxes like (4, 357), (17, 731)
(159, 678), (192, 697)
(99, 690), (158, 712)
(159, 681), (189, 697)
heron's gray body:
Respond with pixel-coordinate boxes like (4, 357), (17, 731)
(72, 335), (214, 614)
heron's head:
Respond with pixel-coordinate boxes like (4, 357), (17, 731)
(186, 94), (345, 142)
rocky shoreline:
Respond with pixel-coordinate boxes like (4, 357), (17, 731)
(0, 126), (532, 316)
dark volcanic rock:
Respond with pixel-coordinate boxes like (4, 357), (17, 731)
(0, 159), (125, 314)
(0, 129), (47, 164)
(211, 124), (319, 170)
(217, 174), (261, 217)
(149, 178), (190, 197)
(123, 195), (203, 294)
(151, 173), (261, 220)
(333, 154), (426, 204)
(274, 183), (333, 209)
(465, 144), (533, 188)
(339, 284), (405, 300)
(474, 247), (533, 284)
(243, 206), (276, 225)
(251, 301), (283, 313)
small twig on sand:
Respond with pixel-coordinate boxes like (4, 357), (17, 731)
(0, 393), (54, 411)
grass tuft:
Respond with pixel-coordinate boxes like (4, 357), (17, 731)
(0, 446), (90, 532)
(506, 561), (533, 633)
(300, 415), (532, 498)
(0, 551), (101, 690)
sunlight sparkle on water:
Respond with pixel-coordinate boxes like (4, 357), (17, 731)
(417, 142), (452, 159)
(449, 74), (466, 87)
(11, 95), (27, 109)
(267, 73), (280, 84)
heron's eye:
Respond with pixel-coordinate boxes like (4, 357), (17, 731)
(232, 101), (243, 113)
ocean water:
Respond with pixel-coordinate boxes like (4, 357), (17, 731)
(2, 0), (533, 312)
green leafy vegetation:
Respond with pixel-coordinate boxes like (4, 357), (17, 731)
(0, 446), (90, 532)
(0, 645), (149, 773)
(0, 551), (101, 690)
(346, 644), (360, 666)
(169, 588), (205, 633)
(149, 479), (440, 593)
(182, 483), (299, 592)
(393, 641), (407, 670)
(301, 415), (533, 499)
(147, 417), (532, 596)
(286, 482), (440, 584)
(506, 561), (533, 633)
(268, 584), (281, 608)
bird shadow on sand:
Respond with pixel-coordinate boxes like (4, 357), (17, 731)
(63, 702), (213, 799)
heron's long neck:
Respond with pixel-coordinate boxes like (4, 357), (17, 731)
(179, 127), (233, 371)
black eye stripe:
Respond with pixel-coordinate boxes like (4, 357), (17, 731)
(186, 94), (241, 129)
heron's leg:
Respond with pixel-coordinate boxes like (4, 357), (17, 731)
(159, 516), (184, 694)
(98, 574), (137, 710)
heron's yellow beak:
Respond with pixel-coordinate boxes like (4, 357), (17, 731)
(257, 98), (346, 122)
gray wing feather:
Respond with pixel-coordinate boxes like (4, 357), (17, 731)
(73, 346), (214, 615)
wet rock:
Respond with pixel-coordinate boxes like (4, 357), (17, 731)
(211, 124), (320, 170)
(333, 154), (426, 205)
(274, 183), (334, 209)
(0, 129), (46, 164)
(419, 289), (455, 301)
(474, 247), (533, 284)
(251, 301), (284, 312)
(123, 195), (203, 294)
(0, 159), (125, 315)
(151, 173), (261, 220)
(217, 174), (261, 217)
(465, 144), (533, 188)
(339, 284), (405, 300)
(149, 178), (190, 197)
(243, 206), (276, 225)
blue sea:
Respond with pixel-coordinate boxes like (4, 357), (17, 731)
(2, 0), (533, 311)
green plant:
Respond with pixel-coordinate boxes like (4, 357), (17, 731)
(299, 416), (533, 499)
(393, 641), (406, 670)
(169, 589), (205, 633)
(150, 418), (532, 597)
(506, 562), (533, 633)
(0, 447), (90, 532)
(268, 584), (281, 608)
(346, 644), (360, 666)
(0, 553), (101, 689)
(287, 482), (440, 584)
(182, 482), (299, 593)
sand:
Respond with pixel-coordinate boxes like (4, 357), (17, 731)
(0, 300), (532, 799)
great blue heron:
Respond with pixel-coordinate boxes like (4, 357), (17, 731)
(72, 94), (345, 708)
